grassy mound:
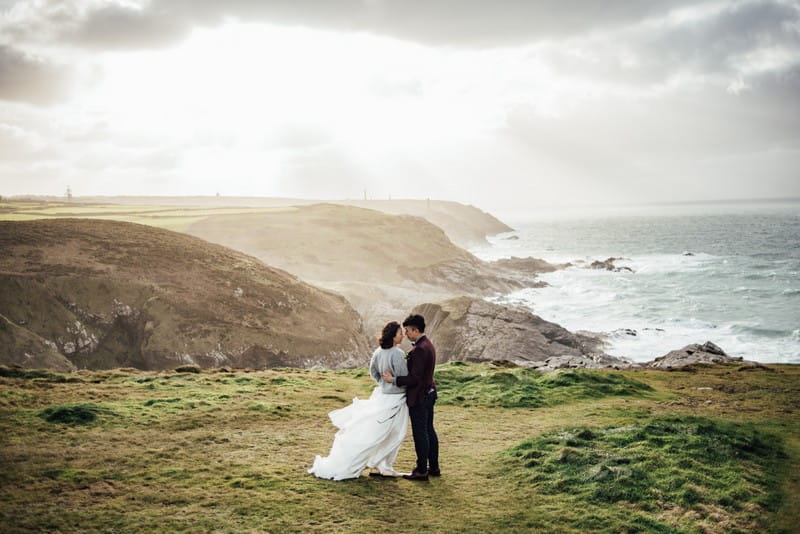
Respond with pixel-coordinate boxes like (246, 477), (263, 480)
(0, 367), (81, 382)
(504, 416), (786, 532)
(38, 403), (113, 425)
(435, 363), (653, 408)
(174, 365), (202, 374)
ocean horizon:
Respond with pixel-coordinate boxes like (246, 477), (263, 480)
(474, 200), (800, 364)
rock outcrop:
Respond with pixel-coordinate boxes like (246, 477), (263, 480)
(588, 257), (634, 273)
(647, 342), (751, 368)
(411, 297), (630, 368)
(0, 219), (370, 371)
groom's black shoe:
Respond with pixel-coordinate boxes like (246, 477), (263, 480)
(402, 470), (429, 481)
(428, 469), (441, 477)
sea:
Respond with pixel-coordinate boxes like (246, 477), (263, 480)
(470, 200), (800, 364)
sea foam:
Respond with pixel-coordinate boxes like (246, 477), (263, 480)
(474, 203), (800, 364)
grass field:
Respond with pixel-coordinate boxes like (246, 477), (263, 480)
(1, 363), (798, 533)
(0, 201), (296, 232)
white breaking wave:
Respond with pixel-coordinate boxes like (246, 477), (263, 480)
(474, 209), (800, 364)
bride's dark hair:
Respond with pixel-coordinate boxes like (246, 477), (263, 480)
(378, 321), (401, 349)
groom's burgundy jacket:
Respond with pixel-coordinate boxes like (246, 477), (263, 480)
(395, 335), (436, 408)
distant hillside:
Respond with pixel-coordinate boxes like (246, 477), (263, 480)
(337, 199), (512, 247)
(0, 219), (369, 371)
(47, 195), (513, 247)
(186, 203), (476, 284)
(185, 203), (540, 336)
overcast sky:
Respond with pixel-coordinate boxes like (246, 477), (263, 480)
(1, 0), (798, 210)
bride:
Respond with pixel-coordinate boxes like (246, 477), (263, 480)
(308, 321), (409, 480)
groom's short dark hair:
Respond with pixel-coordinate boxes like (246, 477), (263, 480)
(402, 314), (425, 333)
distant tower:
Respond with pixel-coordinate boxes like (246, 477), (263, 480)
(65, 186), (73, 203)
(363, 189), (367, 201)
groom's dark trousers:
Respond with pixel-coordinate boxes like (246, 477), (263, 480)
(396, 335), (439, 474)
(409, 390), (439, 474)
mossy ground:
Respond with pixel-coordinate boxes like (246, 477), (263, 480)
(436, 362), (655, 408)
(1, 363), (798, 533)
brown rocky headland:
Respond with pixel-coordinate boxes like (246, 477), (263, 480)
(0, 219), (369, 371)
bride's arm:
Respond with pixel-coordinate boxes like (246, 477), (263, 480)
(369, 352), (381, 383)
(391, 349), (409, 379)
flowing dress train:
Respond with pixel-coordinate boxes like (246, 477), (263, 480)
(308, 386), (408, 480)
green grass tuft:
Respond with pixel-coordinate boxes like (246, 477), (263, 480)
(0, 366), (81, 382)
(435, 364), (653, 408)
(504, 415), (787, 531)
(174, 365), (201, 374)
(38, 403), (113, 425)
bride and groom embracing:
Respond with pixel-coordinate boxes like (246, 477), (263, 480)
(308, 314), (440, 482)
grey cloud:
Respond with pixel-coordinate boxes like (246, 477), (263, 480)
(642, 1), (800, 75)
(0, 122), (60, 160)
(0, 44), (72, 104)
(5, 0), (699, 50)
(65, 3), (191, 49)
(161, 0), (698, 46)
(533, 0), (800, 90)
(500, 64), (800, 203)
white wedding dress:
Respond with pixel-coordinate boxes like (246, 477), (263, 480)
(308, 386), (409, 480)
(309, 345), (410, 481)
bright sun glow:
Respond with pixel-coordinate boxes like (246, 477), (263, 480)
(70, 22), (572, 197)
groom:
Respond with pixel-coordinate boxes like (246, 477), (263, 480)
(383, 314), (439, 481)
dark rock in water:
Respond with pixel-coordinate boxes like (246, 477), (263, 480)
(612, 328), (638, 337)
(411, 297), (631, 369)
(683, 251), (695, 256)
(648, 341), (753, 368)
(589, 257), (634, 273)
(503, 235), (520, 240)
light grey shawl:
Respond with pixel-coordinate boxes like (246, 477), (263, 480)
(369, 346), (408, 395)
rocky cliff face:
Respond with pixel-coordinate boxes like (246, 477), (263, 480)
(0, 219), (370, 371)
(411, 297), (629, 369)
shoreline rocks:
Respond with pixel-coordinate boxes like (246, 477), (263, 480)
(410, 296), (631, 369)
(588, 257), (634, 273)
(646, 341), (754, 368)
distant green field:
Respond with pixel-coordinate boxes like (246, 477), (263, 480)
(0, 201), (298, 232)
